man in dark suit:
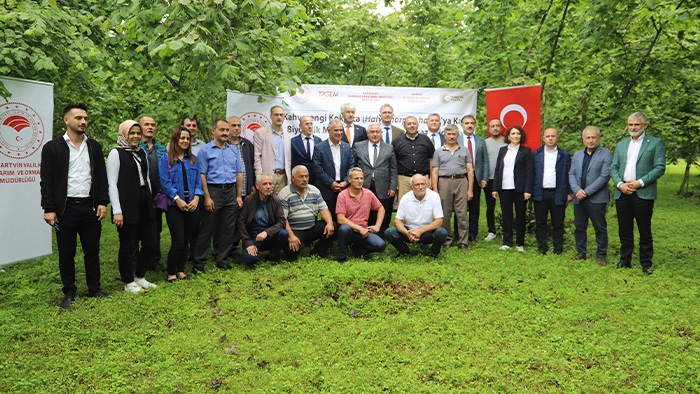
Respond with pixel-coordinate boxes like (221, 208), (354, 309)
(313, 120), (355, 219)
(227, 115), (255, 197)
(340, 102), (367, 147)
(532, 128), (571, 255)
(291, 116), (322, 185)
(458, 115), (489, 241)
(352, 123), (398, 235)
(611, 112), (666, 275)
(568, 126), (613, 265)
(379, 103), (404, 144)
(424, 113), (445, 151)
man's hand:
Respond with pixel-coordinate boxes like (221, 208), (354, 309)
(468, 190), (474, 201)
(407, 228), (422, 243)
(387, 189), (396, 198)
(288, 234), (301, 252)
(246, 245), (258, 257)
(331, 181), (343, 193)
(204, 196), (215, 212)
(524, 193), (531, 201)
(480, 180), (488, 188)
(492, 191), (499, 199)
(255, 231), (268, 242)
(113, 213), (124, 228)
(368, 224), (380, 234)
(96, 205), (107, 221)
(575, 189), (587, 200)
(324, 222), (335, 238)
(356, 227), (369, 238)
(44, 212), (57, 227)
(236, 196), (243, 208)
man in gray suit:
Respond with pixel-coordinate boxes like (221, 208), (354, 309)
(352, 123), (398, 235)
(568, 126), (613, 265)
(458, 115), (489, 241)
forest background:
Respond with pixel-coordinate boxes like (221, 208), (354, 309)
(1, 0), (698, 193)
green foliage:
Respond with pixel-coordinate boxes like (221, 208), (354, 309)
(0, 164), (699, 392)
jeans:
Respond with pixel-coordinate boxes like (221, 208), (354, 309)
(337, 224), (386, 259)
(384, 227), (448, 257)
(242, 229), (289, 266)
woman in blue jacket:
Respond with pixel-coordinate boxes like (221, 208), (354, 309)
(159, 126), (203, 282)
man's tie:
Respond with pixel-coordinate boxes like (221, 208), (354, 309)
(467, 136), (474, 165)
(345, 125), (352, 145)
(384, 127), (390, 144)
(305, 136), (311, 157)
(372, 144), (378, 179)
(431, 133), (437, 148)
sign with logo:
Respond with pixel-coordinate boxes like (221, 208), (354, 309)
(0, 77), (53, 267)
(226, 84), (478, 139)
(485, 85), (541, 151)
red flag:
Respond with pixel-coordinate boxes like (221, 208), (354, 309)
(485, 85), (541, 151)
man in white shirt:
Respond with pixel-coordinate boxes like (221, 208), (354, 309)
(384, 174), (447, 258)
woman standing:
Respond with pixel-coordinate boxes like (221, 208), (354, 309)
(159, 127), (202, 282)
(492, 126), (533, 252)
(107, 120), (159, 293)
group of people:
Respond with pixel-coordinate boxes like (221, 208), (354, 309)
(40, 102), (665, 310)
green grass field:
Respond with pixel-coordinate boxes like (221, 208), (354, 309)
(1, 164), (699, 393)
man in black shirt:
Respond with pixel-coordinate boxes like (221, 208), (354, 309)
(393, 116), (435, 202)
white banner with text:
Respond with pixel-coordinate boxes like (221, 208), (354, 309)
(0, 77), (54, 267)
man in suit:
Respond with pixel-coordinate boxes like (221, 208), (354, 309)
(254, 105), (292, 194)
(424, 113), (445, 151)
(41, 103), (110, 309)
(227, 115), (255, 197)
(458, 115), (489, 242)
(352, 123), (398, 235)
(568, 126), (613, 265)
(532, 128), (571, 256)
(611, 112), (666, 275)
(340, 102), (367, 147)
(379, 103), (404, 144)
(290, 116), (321, 185)
(313, 120), (355, 219)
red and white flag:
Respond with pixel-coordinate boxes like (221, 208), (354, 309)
(485, 85), (541, 151)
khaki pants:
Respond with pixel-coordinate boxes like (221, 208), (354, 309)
(272, 172), (288, 194)
(397, 174), (430, 203)
(437, 177), (469, 247)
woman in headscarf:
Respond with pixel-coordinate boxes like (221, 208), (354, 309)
(159, 126), (202, 282)
(107, 120), (159, 293)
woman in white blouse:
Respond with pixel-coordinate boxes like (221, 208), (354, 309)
(492, 126), (534, 252)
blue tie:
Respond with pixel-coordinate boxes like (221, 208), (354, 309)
(384, 127), (390, 143)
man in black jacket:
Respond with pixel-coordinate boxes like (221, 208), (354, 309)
(40, 103), (110, 310)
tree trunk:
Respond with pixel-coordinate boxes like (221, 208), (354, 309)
(678, 162), (691, 195)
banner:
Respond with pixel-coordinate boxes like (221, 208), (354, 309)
(0, 77), (53, 267)
(485, 85), (541, 151)
(227, 84), (478, 141)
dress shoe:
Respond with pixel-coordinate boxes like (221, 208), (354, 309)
(616, 262), (632, 269)
(217, 263), (232, 270)
(192, 263), (206, 273)
(338, 257), (347, 264)
(60, 295), (74, 310)
(537, 250), (547, 255)
(460, 245), (469, 253)
(88, 290), (109, 298)
(571, 253), (586, 261)
(597, 257), (607, 266)
(642, 267), (653, 275)
(553, 250), (562, 255)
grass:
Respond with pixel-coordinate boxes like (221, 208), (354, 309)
(1, 163), (699, 393)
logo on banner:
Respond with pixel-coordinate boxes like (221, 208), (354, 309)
(440, 93), (465, 103)
(0, 103), (45, 159)
(240, 112), (271, 134)
(291, 84), (311, 104)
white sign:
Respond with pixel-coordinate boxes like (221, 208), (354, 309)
(0, 77), (54, 267)
(226, 84), (478, 141)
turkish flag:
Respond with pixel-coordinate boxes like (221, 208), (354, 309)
(485, 85), (541, 151)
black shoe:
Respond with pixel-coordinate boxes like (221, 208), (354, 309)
(192, 263), (206, 274)
(338, 257), (347, 264)
(537, 250), (547, 255)
(217, 263), (231, 270)
(616, 262), (632, 269)
(60, 295), (74, 310)
(553, 250), (562, 255)
(88, 290), (109, 298)
(571, 253), (586, 261)
(642, 267), (653, 275)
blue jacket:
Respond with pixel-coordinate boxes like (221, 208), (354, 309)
(532, 146), (571, 205)
(159, 153), (204, 206)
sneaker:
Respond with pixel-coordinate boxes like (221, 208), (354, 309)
(134, 277), (157, 289)
(516, 246), (524, 252)
(484, 232), (497, 242)
(500, 245), (510, 251)
(124, 282), (143, 293)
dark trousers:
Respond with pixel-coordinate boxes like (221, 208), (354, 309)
(165, 205), (200, 275)
(573, 200), (608, 258)
(484, 180), (497, 234)
(195, 186), (239, 267)
(384, 227), (448, 257)
(242, 229), (289, 266)
(368, 181), (394, 235)
(499, 190), (527, 247)
(55, 199), (102, 297)
(135, 210), (162, 269)
(616, 193), (654, 268)
(467, 177), (483, 239)
(285, 221), (336, 259)
(117, 190), (159, 283)
(534, 190), (566, 253)
(337, 224), (386, 259)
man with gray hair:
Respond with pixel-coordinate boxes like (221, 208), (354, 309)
(568, 126), (613, 265)
(611, 112), (666, 275)
(340, 102), (367, 147)
(313, 119), (354, 219)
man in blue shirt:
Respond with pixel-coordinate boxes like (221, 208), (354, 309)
(193, 119), (244, 271)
